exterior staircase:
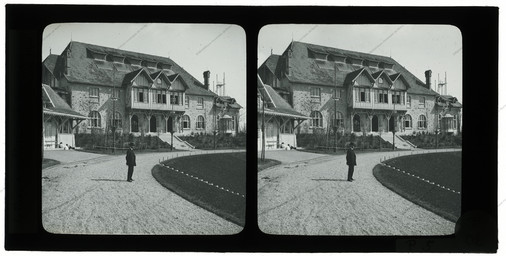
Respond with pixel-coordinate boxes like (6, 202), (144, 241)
(158, 133), (195, 151)
(379, 133), (417, 150)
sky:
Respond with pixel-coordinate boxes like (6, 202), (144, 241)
(42, 23), (247, 126)
(258, 24), (463, 104)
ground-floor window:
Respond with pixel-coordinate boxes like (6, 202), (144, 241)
(131, 115), (139, 132)
(310, 111), (323, 128)
(353, 114), (361, 132)
(404, 114), (412, 128)
(112, 111), (122, 128)
(196, 115), (205, 129)
(88, 111), (101, 128)
(417, 114), (427, 129)
(332, 111), (344, 128)
(182, 115), (190, 129)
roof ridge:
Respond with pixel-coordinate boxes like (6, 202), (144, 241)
(293, 40), (394, 62)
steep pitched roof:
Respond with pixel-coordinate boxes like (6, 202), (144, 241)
(257, 75), (308, 119)
(268, 41), (438, 96)
(263, 54), (280, 74)
(43, 54), (59, 74)
(42, 84), (86, 119)
(215, 95), (242, 109)
(53, 41), (216, 97)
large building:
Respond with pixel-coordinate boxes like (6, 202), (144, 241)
(42, 41), (241, 144)
(258, 41), (462, 136)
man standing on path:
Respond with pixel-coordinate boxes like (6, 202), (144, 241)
(346, 142), (356, 182)
(126, 143), (136, 182)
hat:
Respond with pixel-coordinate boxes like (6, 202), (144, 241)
(349, 142), (355, 147)
(129, 142), (134, 147)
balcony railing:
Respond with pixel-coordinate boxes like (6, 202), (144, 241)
(131, 101), (185, 112)
(352, 101), (407, 111)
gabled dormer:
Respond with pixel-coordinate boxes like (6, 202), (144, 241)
(371, 70), (394, 88)
(125, 56), (142, 68)
(389, 73), (410, 91)
(346, 68), (375, 87)
(168, 74), (188, 92)
(123, 68), (153, 87)
(150, 71), (172, 90)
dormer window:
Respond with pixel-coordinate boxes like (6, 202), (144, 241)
(308, 49), (328, 61)
(87, 49), (107, 61)
(380, 62), (394, 70)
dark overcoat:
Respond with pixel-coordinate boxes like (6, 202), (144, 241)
(346, 148), (356, 166)
(126, 148), (136, 166)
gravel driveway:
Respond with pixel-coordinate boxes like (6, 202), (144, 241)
(258, 149), (460, 236)
(42, 150), (243, 235)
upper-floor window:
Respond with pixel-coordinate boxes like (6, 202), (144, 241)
(419, 97), (426, 108)
(134, 88), (147, 103)
(377, 90), (388, 103)
(359, 88), (370, 102)
(88, 111), (101, 128)
(378, 77), (384, 84)
(310, 111), (323, 128)
(89, 87), (99, 98)
(333, 88), (342, 99)
(392, 91), (402, 104)
(170, 92), (181, 105)
(185, 96), (190, 108)
(197, 97), (204, 109)
(154, 90), (166, 104)
(407, 96), (411, 108)
(310, 87), (321, 102)
(112, 88), (120, 99)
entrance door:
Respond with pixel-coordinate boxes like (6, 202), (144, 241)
(167, 117), (173, 133)
(372, 115), (379, 132)
(389, 116), (395, 132)
(353, 115), (361, 132)
(150, 116), (157, 133)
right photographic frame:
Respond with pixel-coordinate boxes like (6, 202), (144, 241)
(257, 24), (463, 236)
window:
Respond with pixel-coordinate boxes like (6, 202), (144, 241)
(135, 88), (146, 103)
(196, 115), (205, 129)
(170, 92), (180, 105)
(407, 96), (411, 108)
(419, 97), (426, 108)
(229, 115), (236, 131)
(378, 90), (388, 103)
(392, 91), (401, 104)
(333, 88), (341, 99)
(88, 111), (101, 128)
(182, 115), (190, 129)
(404, 114), (412, 129)
(418, 115), (427, 129)
(131, 115), (139, 132)
(112, 111), (122, 127)
(452, 115), (458, 130)
(155, 91), (166, 104)
(185, 96), (189, 108)
(89, 87), (99, 98)
(379, 78), (384, 84)
(359, 88), (370, 102)
(310, 87), (321, 102)
(310, 111), (323, 128)
(157, 78), (161, 85)
(197, 97), (204, 109)
(332, 111), (344, 128)
(112, 88), (120, 99)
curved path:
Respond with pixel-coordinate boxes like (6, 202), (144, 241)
(258, 149), (460, 236)
(42, 150), (243, 235)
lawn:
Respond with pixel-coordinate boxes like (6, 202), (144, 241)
(152, 152), (246, 226)
(373, 152), (461, 222)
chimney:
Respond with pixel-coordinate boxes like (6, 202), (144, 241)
(203, 70), (210, 90)
(424, 70), (432, 89)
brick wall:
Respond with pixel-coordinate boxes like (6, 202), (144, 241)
(291, 82), (349, 134)
(67, 81), (126, 134)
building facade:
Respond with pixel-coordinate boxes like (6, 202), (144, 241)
(257, 75), (308, 150)
(258, 41), (462, 136)
(42, 41), (241, 141)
